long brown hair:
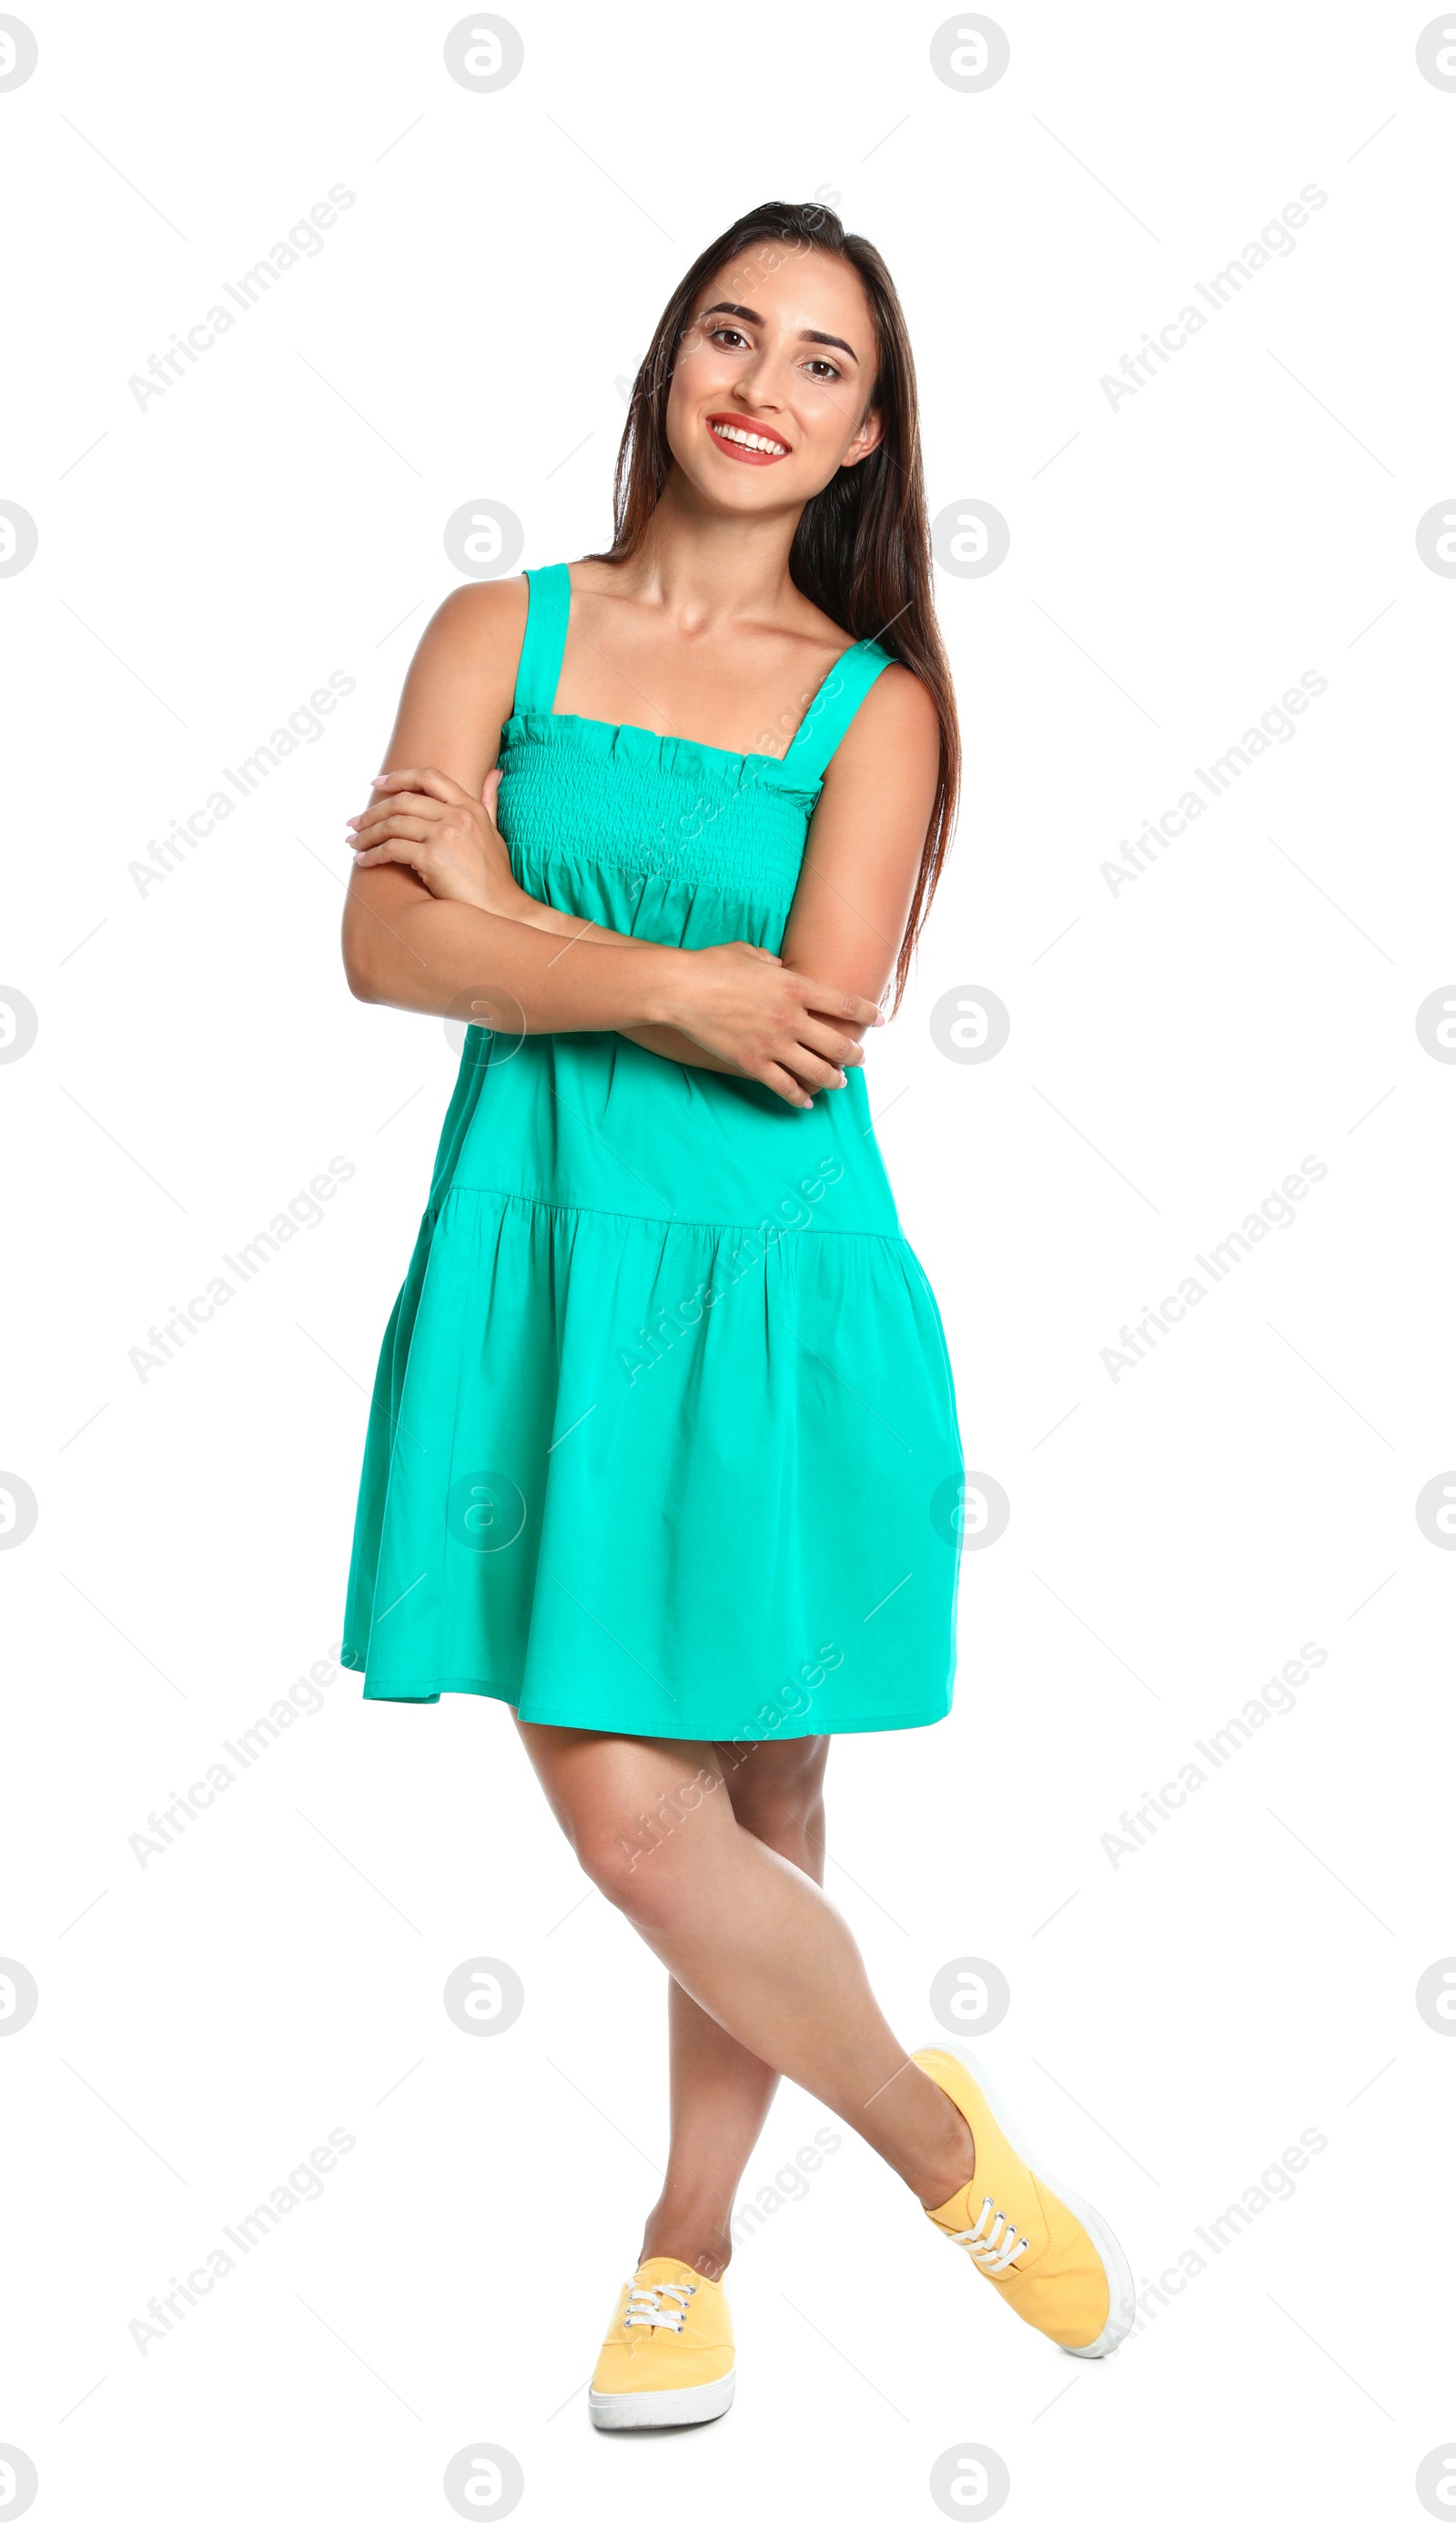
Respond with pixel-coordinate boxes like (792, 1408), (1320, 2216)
(588, 199), (960, 1007)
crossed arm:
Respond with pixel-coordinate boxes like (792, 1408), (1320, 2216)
(340, 582), (939, 1107)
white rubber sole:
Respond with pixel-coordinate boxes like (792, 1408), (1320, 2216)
(915, 2039), (1138, 2359)
(588, 2367), (736, 2431)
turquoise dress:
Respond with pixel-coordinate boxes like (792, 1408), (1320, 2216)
(341, 562), (964, 1741)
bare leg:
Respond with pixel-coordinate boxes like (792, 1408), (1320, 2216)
(637, 1736), (830, 2279)
(514, 1721), (976, 2222)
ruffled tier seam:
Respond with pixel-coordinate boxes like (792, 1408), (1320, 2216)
(427, 1182), (908, 1241)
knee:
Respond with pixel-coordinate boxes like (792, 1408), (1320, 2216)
(573, 1818), (641, 1910)
(573, 1773), (719, 1921)
(575, 1823), (683, 1927)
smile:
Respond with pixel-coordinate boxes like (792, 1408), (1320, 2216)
(707, 418), (791, 463)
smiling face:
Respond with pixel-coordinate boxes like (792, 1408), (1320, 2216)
(664, 242), (885, 514)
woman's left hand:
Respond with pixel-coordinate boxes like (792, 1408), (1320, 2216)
(348, 765), (526, 915)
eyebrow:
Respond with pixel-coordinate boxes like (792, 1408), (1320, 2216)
(700, 301), (860, 363)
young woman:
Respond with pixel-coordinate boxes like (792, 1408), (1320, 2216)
(339, 200), (1133, 2427)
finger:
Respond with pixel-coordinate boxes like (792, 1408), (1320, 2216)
(758, 1062), (814, 1110)
(794, 1020), (865, 1067)
(369, 766), (468, 805)
(781, 1046), (848, 1093)
(791, 975), (884, 1026)
(350, 815), (432, 850)
(351, 814), (433, 844)
(359, 790), (446, 819)
(350, 838), (427, 869)
(349, 793), (445, 836)
(349, 796), (441, 837)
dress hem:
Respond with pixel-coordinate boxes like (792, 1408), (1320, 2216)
(346, 1660), (952, 1738)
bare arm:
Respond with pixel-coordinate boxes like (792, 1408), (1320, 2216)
(342, 583), (885, 1105)
(341, 581), (669, 1028)
(776, 662), (941, 1008)
(622, 663), (940, 1073)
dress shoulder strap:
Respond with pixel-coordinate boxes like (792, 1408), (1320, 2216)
(779, 636), (895, 785)
(511, 561), (572, 715)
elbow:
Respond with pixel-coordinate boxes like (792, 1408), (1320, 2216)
(341, 918), (381, 1006)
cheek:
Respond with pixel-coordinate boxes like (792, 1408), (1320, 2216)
(663, 356), (720, 456)
(797, 405), (866, 488)
(669, 331), (727, 407)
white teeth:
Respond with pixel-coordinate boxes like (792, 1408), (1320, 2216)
(710, 421), (786, 457)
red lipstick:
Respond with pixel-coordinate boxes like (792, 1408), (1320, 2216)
(703, 411), (792, 464)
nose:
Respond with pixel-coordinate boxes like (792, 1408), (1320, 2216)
(729, 338), (789, 407)
(733, 369), (786, 419)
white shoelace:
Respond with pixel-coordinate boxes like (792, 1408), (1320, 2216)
(624, 2279), (698, 2334)
(950, 2198), (1030, 2275)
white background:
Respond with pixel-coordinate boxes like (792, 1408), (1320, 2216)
(4, 2), (1454, 2528)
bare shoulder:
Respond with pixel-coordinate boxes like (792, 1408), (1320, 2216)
(381, 576), (531, 781)
(834, 657), (940, 771)
(786, 581), (937, 743)
(412, 574), (530, 670)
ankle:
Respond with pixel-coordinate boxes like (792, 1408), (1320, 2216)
(905, 2102), (976, 2211)
(639, 2206), (733, 2280)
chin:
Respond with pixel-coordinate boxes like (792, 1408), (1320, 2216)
(681, 450), (807, 507)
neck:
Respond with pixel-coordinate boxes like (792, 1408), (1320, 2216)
(607, 472), (807, 630)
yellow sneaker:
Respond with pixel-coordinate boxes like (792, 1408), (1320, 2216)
(913, 2044), (1135, 2358)
(588, 2257), (735, 2430)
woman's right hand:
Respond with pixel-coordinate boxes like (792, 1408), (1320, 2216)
(659, 941), (884, 1109)
(348, 764), (532, 921)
